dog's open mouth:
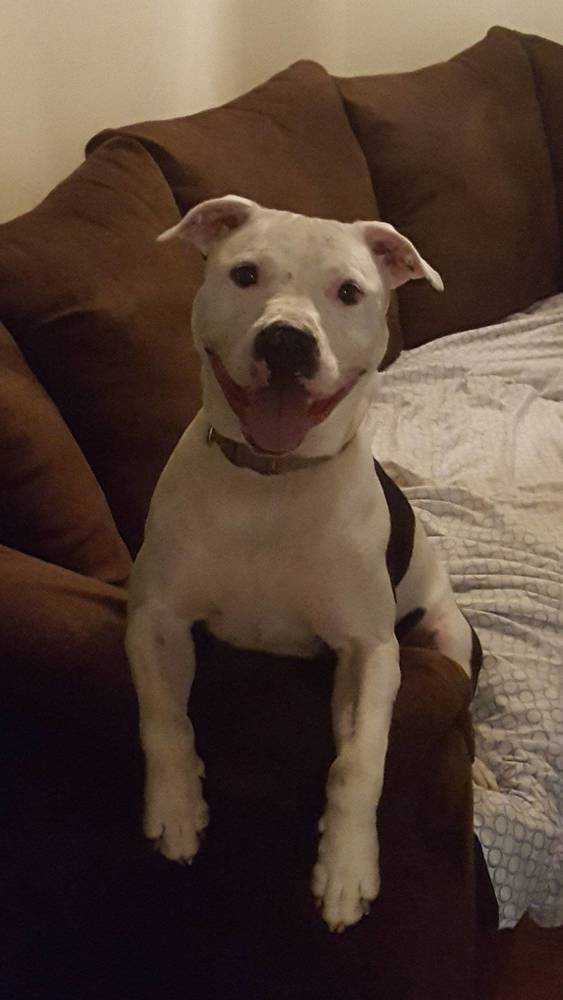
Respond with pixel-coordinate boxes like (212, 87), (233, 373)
(206, 350), (364, 454)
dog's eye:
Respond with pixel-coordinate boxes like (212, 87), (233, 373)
(230, 263), (259, 288)
(338, 281), (363, 305)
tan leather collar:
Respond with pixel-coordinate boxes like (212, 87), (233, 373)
(207, 425), (347, 475)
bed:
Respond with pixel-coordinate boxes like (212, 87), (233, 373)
(370, 293), (563, 928)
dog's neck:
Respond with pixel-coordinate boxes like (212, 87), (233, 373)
(207, 426), (354, 475)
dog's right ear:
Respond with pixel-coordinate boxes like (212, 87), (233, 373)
(157, 195), (258, 255)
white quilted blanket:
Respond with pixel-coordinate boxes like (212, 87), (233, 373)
(369, 293), (562, 929)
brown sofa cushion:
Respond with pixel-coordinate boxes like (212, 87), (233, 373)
(0, 137), (202, 556)
(88, 61), (380, 223)
(516, 29), (563, 285)
(0, 322), (130, 584)
(87, 59), (402, 367)
(337, 27), (560, 348)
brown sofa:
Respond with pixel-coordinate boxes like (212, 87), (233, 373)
(1, 26), (561, 1000)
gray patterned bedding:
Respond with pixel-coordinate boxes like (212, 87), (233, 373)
(370, 293), (562, 929)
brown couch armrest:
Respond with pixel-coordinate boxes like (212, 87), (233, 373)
(0, 544), (133, 715)
(2, 558), (483, 1000)
(0, 320), (131, 584)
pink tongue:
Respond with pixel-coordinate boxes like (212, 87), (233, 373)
(242, 384), (313, 453)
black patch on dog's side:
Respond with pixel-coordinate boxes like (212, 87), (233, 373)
(373, 460), (416, 597)
(467, 619), (483, 696)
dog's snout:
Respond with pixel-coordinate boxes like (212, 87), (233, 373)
(253, 322), (320, 382)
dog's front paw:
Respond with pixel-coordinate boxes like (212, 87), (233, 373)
(312, 812), (380, 933)
(144, 764), (209, 864)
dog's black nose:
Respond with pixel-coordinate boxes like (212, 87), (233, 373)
(253, 322), (320, 383)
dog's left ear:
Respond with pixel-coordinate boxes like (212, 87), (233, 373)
(356, 221), (444, 292)
(157, 195), (258, 255)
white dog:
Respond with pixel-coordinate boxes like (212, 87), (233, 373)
(126, 196), (493, 933)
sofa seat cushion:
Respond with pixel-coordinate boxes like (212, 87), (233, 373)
(337, 27), (560, 348)
(0, 321), (130, 583)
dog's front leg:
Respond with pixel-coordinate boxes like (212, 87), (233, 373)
(126, 601), (208, 863)
(312, 635), (400, 932)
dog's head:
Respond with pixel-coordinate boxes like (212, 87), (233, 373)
(159, 196), (442, 456)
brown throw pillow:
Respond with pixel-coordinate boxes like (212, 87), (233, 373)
(88, 61), (380, 222)
(0, 137), (202, 556)
(0, 321), (130, 584)
(337, 27), (560, 347)
(87, 59), (402, 366)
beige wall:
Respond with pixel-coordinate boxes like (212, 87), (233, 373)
(3, 1), (562, 222)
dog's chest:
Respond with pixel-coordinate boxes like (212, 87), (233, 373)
(200, 519), (319, 656)
(204, 542), (324, 657)
(165, 434), (393, 656)
(195, 475), (337, 657)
